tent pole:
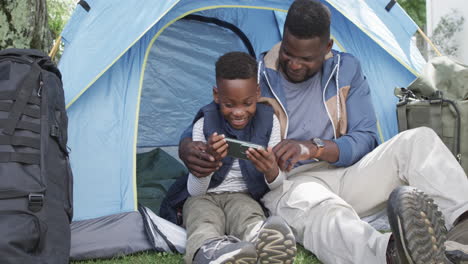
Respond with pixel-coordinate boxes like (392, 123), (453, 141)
(417, 28), (442, 57)
(49, 36), (62, 60)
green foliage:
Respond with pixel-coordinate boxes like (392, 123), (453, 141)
(430, 9), (465, 57)
(47, 0), (75, 39)
(399, 0), (426, 29)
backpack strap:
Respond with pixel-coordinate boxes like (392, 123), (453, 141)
(0, 119), (40, 133)
(0, 135), (40, 149)
(442, 98), (462, 163)
(0, 91), (41, 105)
(428, 98), (444, 136)
(0, 152), (40, 164)
(396, 103), (408, 131)
(2, 62), (41, 135)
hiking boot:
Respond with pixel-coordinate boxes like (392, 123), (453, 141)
(252, 216), (297, 264)
(193, 235), (257, 264)
(387, 186), (451, 264)
(446, 216), (468, 264)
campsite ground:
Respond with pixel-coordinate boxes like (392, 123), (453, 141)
(72, 244), (321, 263)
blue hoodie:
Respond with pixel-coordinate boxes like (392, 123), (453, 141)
(259, 42), (379, 167)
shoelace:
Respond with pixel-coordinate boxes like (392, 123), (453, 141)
(203, 235), (240, 259)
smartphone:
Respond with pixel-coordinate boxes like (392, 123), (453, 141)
(225, 137), (265, 160)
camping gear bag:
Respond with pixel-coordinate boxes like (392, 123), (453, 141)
(0, 49), (73, 263)
(395, 56), (468, 174)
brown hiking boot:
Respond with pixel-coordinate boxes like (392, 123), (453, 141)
(387, 186), (451, 264)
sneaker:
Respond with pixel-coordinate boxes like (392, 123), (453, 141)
(252, 216), (297, 264)
(386, 186), (451, 264)
(446, 218), (468, 264)
(445, 241), (468, 264)
(193, 235), (257, 264)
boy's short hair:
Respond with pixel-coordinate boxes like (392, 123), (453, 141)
(215, 52), (258, 80)
(285, 0), (331, 41)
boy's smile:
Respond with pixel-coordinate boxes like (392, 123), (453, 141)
(214, 77), (260, 130)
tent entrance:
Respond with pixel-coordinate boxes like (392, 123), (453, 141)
(137, 16), (252, 148)
(136, 16), (253, 215)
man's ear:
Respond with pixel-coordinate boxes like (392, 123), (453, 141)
(326, 39), (334, 53)
(213, 86), (219, 104)
(256, 84), (261, 99)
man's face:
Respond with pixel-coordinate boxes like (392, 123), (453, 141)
(214, 77), (260, 130)
(279, 29), (333, 83)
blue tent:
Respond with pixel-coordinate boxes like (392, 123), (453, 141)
(59, 0), (425, 258)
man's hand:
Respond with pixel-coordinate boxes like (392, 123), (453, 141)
(272, 139), (315, 171)
(179, 137), (222, 178)
(246, 146), (279, 183)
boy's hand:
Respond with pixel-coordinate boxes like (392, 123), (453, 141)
(207, 132), (228, 161)
(246, 146), (279, 183)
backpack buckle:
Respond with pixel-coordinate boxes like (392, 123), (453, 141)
(50, 124), (59, 137)
(28, 193), (44, 212)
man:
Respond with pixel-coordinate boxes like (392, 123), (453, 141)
(179, 0), (468, 263)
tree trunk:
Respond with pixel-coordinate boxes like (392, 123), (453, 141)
(0, 0), (52, 52)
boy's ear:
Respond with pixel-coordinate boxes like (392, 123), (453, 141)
(213, 86), (219, 104)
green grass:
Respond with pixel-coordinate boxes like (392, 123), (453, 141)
(72, 244), (321, 264)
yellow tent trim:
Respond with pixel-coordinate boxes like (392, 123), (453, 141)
(65, 0), (182, 109)
(376, 119), (385, 143)
(333, 37), (345, 52)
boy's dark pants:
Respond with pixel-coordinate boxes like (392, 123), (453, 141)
(182, 192), (266, 263)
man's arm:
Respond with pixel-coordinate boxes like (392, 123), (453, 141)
(330, 57), (379, 167)
(186, 118), (215, 195)
(273, 139), (339, 171)
(273, 55), (378, 170)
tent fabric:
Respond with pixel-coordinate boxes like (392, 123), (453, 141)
(59, 0), (425, 224)
(139, 205), (187, 254)
(70, 211), (153, 260)
(137, 148), (188, 214)
(70, 207), (187, 260)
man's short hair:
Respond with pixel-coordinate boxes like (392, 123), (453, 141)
(284, 0), (331, 41)
(215, 52), (257, 80)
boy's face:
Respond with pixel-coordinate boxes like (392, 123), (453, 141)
(213, 77), (260, 130)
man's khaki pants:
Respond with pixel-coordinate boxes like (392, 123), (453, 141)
(262, 127), (468, 264)
(183, 192), (265, 264)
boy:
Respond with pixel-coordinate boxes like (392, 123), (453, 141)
(164, 52), (296, 264)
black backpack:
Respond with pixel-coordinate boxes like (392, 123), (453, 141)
(0, 49), (73, 263)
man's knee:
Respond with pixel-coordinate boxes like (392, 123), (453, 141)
(278, 181), (346, 216)
(401, 126), (438, 142)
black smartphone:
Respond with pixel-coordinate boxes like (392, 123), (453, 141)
(225, 138), (265, 160)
